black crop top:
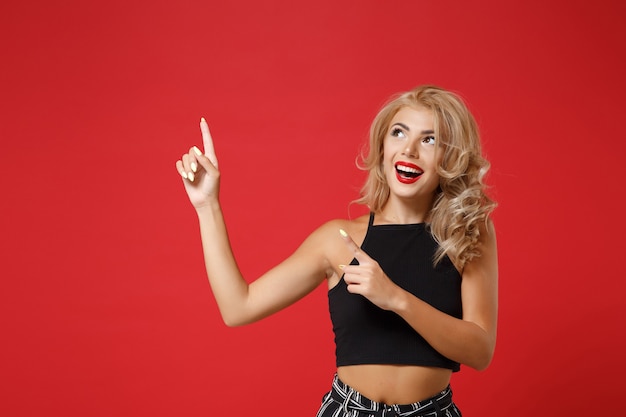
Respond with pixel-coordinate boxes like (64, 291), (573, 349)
(328, 213), (462, 371)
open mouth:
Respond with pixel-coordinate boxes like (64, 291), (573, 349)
(395, 162), (423, 184)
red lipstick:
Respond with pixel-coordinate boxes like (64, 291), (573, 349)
(394, 161), (423, 184)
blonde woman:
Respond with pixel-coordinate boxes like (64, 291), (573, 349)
(176, 85), (498, 416)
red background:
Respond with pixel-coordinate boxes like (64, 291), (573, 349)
(1, 0), (625, 415)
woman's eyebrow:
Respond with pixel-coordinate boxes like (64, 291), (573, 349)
(392, 122), (410, 130)
(391, 123), (434, 135)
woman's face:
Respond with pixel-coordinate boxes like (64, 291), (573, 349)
(382, 106), (442, 205)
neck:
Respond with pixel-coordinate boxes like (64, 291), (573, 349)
(378, 195), (435, 224)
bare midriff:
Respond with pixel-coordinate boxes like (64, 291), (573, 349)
(337, 364), (452, 405)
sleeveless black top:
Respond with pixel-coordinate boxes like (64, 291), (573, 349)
(328, 213), (462, 371)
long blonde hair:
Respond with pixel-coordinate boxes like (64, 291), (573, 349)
(356, 85), (496, 269)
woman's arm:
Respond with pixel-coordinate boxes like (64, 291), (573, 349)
(396, 220), (498, 370)
(195, 203), (333, 326)
(176, 119), (332, 327)
(340, 221), (498, 370)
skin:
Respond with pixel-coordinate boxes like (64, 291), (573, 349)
(175, 108), (498, 405)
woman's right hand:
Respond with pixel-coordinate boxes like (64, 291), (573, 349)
(175, 117), (221, 209)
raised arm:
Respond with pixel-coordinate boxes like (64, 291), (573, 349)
(175, 119), (332, 326)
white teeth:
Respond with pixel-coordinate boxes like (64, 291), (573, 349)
(396, 165), (422, 174)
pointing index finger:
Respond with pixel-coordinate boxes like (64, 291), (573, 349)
(200, 117), (218, 167)
(339, 229), (361, 254)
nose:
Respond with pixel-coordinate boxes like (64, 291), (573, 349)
(402, 138), (419, 158)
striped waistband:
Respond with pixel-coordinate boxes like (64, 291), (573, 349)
(329, 374), (455, 417)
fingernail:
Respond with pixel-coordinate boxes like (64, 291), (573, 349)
(338, 264), (346, 270)
(192, 146), (203, 156)
(200, 117), (206, 123)
(191, 162), (197, 172)
(188, 172), (195, 182)
(339, 229), (348, 238)
(180, 171), (188, 179)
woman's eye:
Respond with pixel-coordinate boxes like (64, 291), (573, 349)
(391, 128), (405, 138)
(423, 135), (436, 145)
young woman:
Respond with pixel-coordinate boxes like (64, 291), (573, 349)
(175, 85), (498, 416)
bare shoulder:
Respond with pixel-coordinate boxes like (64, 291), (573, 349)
(477, 218), (497, 251)
(295, 214), (368, 270)
(299, 215), (369, 288)
(483, 217), (496, 234)
(463, 217), (498, 280)
(309, 214), (370, 247)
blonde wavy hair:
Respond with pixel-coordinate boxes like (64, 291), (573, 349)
(356, 85), (496, 269)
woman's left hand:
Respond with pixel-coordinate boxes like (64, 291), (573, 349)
(339, 229), (404, 311)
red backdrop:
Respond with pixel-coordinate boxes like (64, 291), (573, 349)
(1, 0), (625, 415)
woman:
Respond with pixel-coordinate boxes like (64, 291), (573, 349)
(175, 85), (498, 416)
